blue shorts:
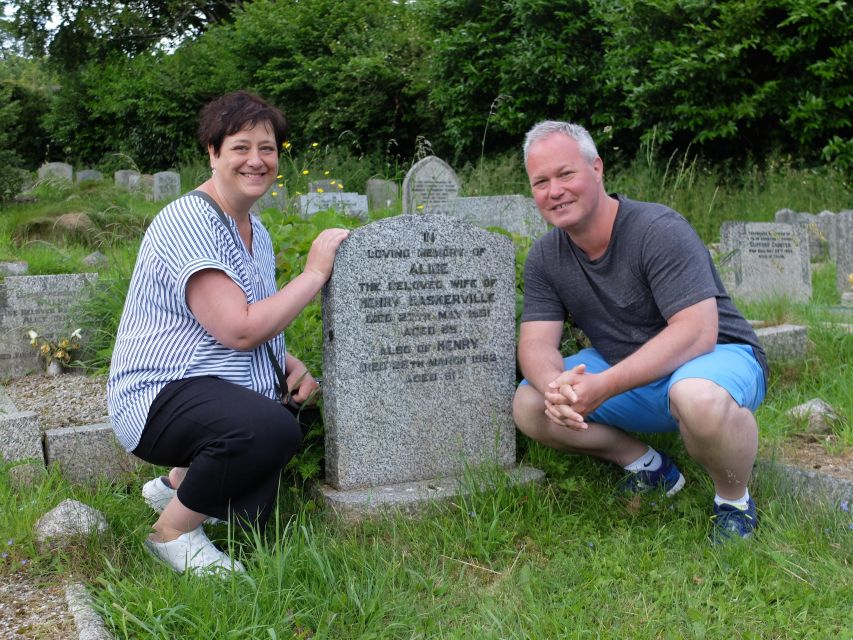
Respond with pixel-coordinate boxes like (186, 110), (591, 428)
(519, 344), (766, 433)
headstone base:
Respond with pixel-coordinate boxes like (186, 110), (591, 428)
(317, 464), (545, 523)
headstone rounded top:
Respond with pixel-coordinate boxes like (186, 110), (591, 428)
(402, 156), (460, 215)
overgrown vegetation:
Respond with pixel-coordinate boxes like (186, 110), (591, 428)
(1, 0), (851, 177)
(1, 139), (851, 638)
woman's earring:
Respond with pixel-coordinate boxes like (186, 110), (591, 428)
(211, 168), (217, 176)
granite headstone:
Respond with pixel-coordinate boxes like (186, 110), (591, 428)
(445, 195), (548, 238)
(114, 170), (140, 190)
(321, 215), (524, 500)
(152, 171), (181, 202)
(402, 156), (460, 215)
(834, 211), (853, 298)
(37, 163), (73, 182)
(366, 178), (399, 212)
(75, 170), (103, 184)
(719, 221), (811, 302)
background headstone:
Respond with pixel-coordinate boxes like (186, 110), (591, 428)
(37, 163), (73, 182)
(255, 183), (289, 212)
(833, 211), (853, 298)
(0, 273), (97, 376)
(308, 179), (344, 193)
(114, 170), (140, 190)
(322, 215), (518, 494)
(75, 170), (103, 184)
(445, 195), (548, 238)
(299, 192), (368, 219)
(402, 156), (460, 215)
(719, 221), (811, 302)
(152, 171), (181, 202)
(366, 178), (399, 211)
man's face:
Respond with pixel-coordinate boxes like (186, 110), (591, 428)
(526, 133), (604, 233)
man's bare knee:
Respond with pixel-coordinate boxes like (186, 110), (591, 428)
(670, 378), (736, 439)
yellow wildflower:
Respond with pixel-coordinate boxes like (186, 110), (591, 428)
(271, 191), (278, 197)
(316, 188), (325, 193)
(324, 170), (330, 176)
(416, 204), (425, 210)
(278, 183), (284, 188)
(337, 183), (344, 189)
(848, 273), (853, 288)
(276, 174), (283, 179)
(282, 142), (291, 150)
(311, 142), (319, 148)
(302, 170), (309, 175)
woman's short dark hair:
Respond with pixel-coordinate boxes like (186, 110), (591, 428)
(198, 91), (288, 155)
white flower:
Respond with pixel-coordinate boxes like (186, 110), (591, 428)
(27, 330), (38, 340)
(71, 328), (82, 339)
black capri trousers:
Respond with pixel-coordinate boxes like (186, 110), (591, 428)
(133, 376), (302, 532)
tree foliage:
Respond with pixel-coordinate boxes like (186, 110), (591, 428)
(594, 0), (853, 165)
(6, 0), (238, 69)
(3, 0), (851, 172)
(418, 0), (608, 161)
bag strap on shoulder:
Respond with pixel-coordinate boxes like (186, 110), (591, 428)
(188, 190), (288, 398)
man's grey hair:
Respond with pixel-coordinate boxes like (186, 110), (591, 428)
(523, 121), (599, 166)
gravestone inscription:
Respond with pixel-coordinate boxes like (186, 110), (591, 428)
(299, 192), (368, 219)
(322, 215), (518, 493)
(720, 221), (811, 302)
(402, 156), (460, 215)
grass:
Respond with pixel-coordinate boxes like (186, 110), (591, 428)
(1, 150), (852, 638)
(1, 450), (851, 638)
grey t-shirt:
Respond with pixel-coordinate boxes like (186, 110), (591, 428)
(522, 195), (768, 382)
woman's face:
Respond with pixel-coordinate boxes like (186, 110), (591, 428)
(209, 121), (278, 206)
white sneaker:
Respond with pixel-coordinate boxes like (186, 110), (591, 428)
(141, 476), (225, 525)
(143, 527), (245, 576)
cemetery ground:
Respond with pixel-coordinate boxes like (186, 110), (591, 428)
(1, 162), (852, 637)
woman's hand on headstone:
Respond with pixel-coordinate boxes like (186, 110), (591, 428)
(304, 228), (350, 281)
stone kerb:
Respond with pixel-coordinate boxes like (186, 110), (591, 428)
(0, 274), (97, 377)
(298, 192), (368, 219)
(44, 423), (141, 485)
(321, 214), (540, 514)
(37, 162), (73, 182)
(755, 324), (809, 361)
(719, 221), (811, 302)
(445, 195), (548, 239)
(402, 156), (460, 215)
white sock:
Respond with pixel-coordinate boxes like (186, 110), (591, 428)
(714, 487), (751, 510)
(623, 447), (662, 473)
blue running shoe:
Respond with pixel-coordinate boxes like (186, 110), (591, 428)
(619, 451), (685, 497)
(711, 498), (757, 544)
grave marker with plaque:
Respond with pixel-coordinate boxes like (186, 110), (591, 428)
(719, 221), (811, 302)
(320, 215), (541, 517)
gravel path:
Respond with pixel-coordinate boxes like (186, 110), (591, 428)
(3, 371), (108, 430)
(2, 371), (108, 640)
(0, 572), (76, 639)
